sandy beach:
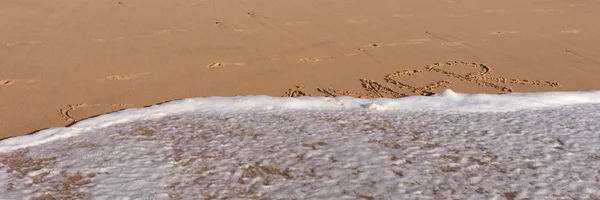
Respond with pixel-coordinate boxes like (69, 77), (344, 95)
(2, 0), (600, 138)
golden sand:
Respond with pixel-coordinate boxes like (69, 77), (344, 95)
(1, 0), (599, 138)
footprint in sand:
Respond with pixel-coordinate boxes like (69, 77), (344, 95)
(284, 21), (309, 26)
(206, 62), (246, 68)
(215, 22), (261, 34)
(232, 28), (260, 33)
(5, 41), (20, 47)
(485, 9), (506, 13)
(298, 56), (331, 63)
(561, 29), (581, 34)
(156, 29), (191, 35)
(363, 43), (380, 48)
(183, 0), (208, 7)
(447, 14), (469, 18)
(345, 19), (368, 24)
(113, 2), (140, 7)
(346, 52), (360, 57)
(534, 8), (554, 12)
(113, 36), (128, 41)
(392, 14), (415, 18)
(5, 41), (42, 47)
(91, 39), (107, 43)
(0, 79), (37, 86)
(405, 39), (431, 44)
(440, 41), (464, 46)
(105, 72), (150, 81)
(490, 31), (518, 36)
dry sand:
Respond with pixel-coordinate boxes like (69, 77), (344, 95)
(1, 0), (599, 139)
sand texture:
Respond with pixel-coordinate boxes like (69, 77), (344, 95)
(2, 0), (600, 138)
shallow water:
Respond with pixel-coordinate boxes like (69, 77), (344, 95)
(1, 98), (599, 199)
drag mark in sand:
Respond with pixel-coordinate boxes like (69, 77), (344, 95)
(565, 49), (598, 64)
(1, 80), (15, 86)
(0, 79), (38, 87)
(214, 21), (260, 35)
(92, 29), (191, 43)
(246, 11), (316, 49)
(287, 61), (560, 97)
(424, 31), (468, 47)
(405, 39), (431, 44)
(58, 104), (133, 122)
(206, 62), (246, 68)
(105, 72), (150, 81)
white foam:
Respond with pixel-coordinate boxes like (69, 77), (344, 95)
(1, 89), (600, 199)
(1, 89), (599, 152)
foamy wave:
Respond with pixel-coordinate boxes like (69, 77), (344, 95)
(1, 89), (599, 152)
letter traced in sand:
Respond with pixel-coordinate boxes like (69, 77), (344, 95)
(285, 61), (560, 98)
(285, 86), (313, 97)
(105, 73), (150, 81)
(58, 103), (133, 122)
